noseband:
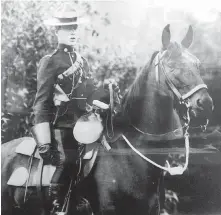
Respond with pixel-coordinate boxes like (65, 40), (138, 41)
(155, 51), (209, 130)
(155, 51), (208, 107)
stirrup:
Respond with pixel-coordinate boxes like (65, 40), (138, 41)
(49, 183), (62, 195)
(49, 183), (63, 205)
(50, 184), (62, 215)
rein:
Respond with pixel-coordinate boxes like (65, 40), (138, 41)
(106, 83), (114, 138)
(156, 51), (208, 102)
(122, 104), (191, 176)
(121, 51), (208, 175)
(122, 130), (189, 175)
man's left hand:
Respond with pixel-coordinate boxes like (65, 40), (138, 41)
(103, 79), (120, 94)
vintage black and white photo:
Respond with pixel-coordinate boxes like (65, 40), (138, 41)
(1, 1), (221, 214)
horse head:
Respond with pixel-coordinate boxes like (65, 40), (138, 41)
(122, 24), (213, 137)
(161, 24), (214, 127)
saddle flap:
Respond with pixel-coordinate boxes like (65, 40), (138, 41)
(7, 167), (29, 186)
(83, 145), (99, 178)
(33, 165), (56, 186)
(15, 138), (41, 159)
(83, 142), (99, 159)
(7, 164), (56, 187)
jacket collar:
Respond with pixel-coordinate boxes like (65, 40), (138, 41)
(58, 44), (74, 53)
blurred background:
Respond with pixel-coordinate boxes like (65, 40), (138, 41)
(1, 0), (221, 214)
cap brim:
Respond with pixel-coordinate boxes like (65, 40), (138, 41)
(44, 17), (89, 26)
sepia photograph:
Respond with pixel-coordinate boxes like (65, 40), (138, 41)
(1, 0), (221, 214)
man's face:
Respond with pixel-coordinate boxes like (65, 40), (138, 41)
(56, 25), (78, 46)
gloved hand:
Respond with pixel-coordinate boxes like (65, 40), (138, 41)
(103, 79), (120, 94)
(31, 122), (53, 164)
(38, 144), (61, 166)
(38, 143), (52, 164)
(50, 149), (61, 166)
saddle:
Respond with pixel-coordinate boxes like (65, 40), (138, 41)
(7, 137), (101, 187)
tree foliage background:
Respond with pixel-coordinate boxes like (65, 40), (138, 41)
(1, 1), (221, 142)
(1, 1), (138, 142)
(1, 1), (221, 214)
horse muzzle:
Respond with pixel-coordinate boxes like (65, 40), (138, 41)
(189, 91), (214, 128)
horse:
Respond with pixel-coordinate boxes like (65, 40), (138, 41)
(77, 24), (214, 215)
(1, 24), (213, 215)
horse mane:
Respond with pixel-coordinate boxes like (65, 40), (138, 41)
(122, 51), (159, 115)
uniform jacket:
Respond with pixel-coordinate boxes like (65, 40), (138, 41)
(32, 44), (109, 128)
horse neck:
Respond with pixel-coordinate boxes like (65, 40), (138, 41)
(138, 91), (174, 134)
(128, 66), (181, 135)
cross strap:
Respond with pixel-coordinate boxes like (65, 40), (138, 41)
(57, 51), (84, 80)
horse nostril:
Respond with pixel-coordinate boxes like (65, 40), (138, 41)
(197, 99), (203, 109)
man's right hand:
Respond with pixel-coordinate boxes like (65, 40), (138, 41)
(31, 122), (52, 163)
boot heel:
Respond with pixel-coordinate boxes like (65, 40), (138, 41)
(49, 183), (63, 205)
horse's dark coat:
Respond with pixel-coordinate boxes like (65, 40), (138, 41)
(79, 27), (213, 214)
(1, 25), (213, 215)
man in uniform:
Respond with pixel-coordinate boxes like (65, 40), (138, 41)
(31, 5), (119, 207)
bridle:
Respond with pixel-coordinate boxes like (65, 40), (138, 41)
(122, 51), (208, 175)
(156, 51), (209, 130)
(155, 50), (208, 105)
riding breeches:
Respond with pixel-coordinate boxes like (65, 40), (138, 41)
(50, 128), (79, 184)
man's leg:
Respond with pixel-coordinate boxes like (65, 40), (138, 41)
(49, 128), (78, 205)
(49, 129), (66, 205)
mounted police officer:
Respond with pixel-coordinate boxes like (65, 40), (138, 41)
(31, 4), (119, 209)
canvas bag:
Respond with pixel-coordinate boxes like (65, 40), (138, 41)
(73, 112), (104, 144)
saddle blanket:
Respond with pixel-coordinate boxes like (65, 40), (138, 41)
(15, 137), (97, 160)
(7, 137), (99, 187)
(7, 165), (56, 187)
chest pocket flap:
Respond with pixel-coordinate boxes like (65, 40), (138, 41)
(75, 78), (96, 110)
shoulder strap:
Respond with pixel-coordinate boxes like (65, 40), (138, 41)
(60, 51), (84, 78)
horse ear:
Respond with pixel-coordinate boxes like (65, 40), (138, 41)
(181, 25), (193, 49)
(162, 24), (171, 50)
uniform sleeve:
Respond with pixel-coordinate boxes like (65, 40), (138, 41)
(32, 56), (56, 124)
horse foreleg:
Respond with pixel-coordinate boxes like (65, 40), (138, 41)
(1, 190), (14, 215)
(148, 193), (161, 215)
